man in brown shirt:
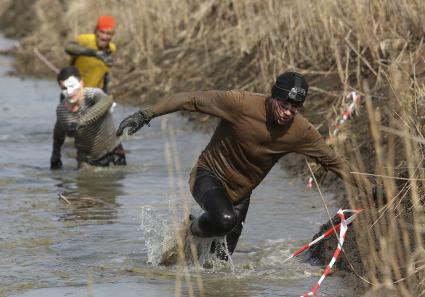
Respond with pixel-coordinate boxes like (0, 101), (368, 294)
(117, 72), (374, 259)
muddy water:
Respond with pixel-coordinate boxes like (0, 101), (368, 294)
(0, 36), (354, 297)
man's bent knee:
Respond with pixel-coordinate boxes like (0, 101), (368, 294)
(214, 213), (237, 236)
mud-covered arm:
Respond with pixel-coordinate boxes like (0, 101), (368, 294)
(65, 40), (97, 57)
(295, 123), (374, 195)
(79, 91), (112, 127)
(51, 121), (66, 169)
(65, 39), (114, 66)
(148, 90), (242, 122)
(117, 90), (243, 136)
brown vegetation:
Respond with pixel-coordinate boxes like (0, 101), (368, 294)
(1, 0), (425, 296)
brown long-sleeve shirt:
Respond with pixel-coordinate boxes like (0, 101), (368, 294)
(149, 90), (373, 203)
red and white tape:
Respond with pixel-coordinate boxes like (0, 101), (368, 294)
(307, 177), (314, 189)
(332, 91), (361, 136)
(300, 209), (361, 297)
(282, 209), (362, 264)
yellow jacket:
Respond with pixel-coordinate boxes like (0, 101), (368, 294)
(71, 34), (117, 89)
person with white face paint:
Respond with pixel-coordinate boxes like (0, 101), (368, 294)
(60, 75), (83, 105)
(50, 66), (126, 169)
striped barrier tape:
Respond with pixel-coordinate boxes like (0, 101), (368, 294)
(300, 209), (361, 297)
(282, 208), (362, 264)
(332, 91), (361, 136)
(307, 177), (314, 189)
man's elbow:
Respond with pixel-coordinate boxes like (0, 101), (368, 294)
(64, 47), (74, 56)
(64, 41), (78, 55)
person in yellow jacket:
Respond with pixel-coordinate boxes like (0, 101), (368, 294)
(65, 16), (117, 93)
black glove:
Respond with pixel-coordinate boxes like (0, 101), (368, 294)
(116, 110), (152, 136)
(96, 51), (114, 67)
(50, 155), (63, 170)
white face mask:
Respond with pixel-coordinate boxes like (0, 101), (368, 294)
(61, 76), (82, 103)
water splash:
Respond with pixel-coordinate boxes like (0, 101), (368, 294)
(140, 206), (234, 270)
(140, 206), (173, 265)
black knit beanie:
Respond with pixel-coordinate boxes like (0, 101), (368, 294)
(271, 72), (308, 106)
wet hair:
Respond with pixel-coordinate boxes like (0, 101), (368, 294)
(57, 66), (81, 83)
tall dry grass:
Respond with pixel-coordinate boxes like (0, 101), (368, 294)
(0, 0), (12, 14)
(325, 38), (425, 296)
(1, 0), (425, 296)
(12, 0), (425, 98)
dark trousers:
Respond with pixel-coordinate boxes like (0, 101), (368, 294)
(190, 169), (250, 254)
(86, 143), (127, 167)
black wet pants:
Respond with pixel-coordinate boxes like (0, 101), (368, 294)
(190, 169), (250, 254)
(86, 143), (127, 167)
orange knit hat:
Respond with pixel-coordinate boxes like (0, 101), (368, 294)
(95, 16), (116, 31)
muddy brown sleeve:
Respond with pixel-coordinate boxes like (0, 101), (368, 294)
(79, 92), (112, 127)
(65, 41), (97, 57)
(52, 121), (66, 159)
(148, 90), (243, 123)
(295, 124), (374, 195)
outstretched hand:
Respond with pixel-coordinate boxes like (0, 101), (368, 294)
(116, 110), (152, 137)
(50, 159), (63, 170)
(96, 51), (114, 67)
(50, 153), (62, 170)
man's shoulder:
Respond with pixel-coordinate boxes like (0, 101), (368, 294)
(233, 91), (267, 109)
(230, 90), (266, 98)
(84, 87), (105, 98)
(55, 102), (69, 121)
(292, 114), (322, 140)
(109, 42), (117, 54)
(215, 90), (266, 119)
(223, 90), (266, 102)
(76, 33), (96, 40)
(76, 34), (97, 47)
(294, 113), (314, 128)
(244, 90), (267, 97)
(56, 101), (65, 112)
